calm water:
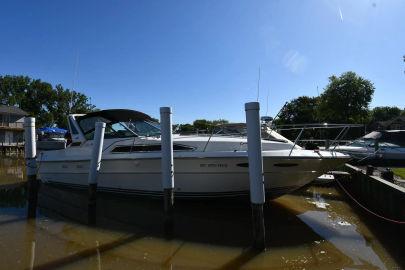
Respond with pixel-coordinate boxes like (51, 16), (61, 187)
(0, 155), (403, 269)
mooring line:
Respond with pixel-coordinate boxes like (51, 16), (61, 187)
(335, 178), (405, 224)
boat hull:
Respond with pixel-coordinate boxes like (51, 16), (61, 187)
(39, 155), (346, 199)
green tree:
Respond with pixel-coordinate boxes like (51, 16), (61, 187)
(0, 75), (95, 128)
(0, 75), (31, 106)
(370, 106), (402, 123)
(275, 96), (319, 125)
(178, 123), (194, 133)
(211, 119), (229, 126)
(193, 119), (211, 131)
(317, 71), (374, 123)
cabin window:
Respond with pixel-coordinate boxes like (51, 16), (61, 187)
(111, 144), (195, 153)
(78, 116), (110, 134)
(104, 122), (135, 138)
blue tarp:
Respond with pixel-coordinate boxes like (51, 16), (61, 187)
(38, 127), (68, 134)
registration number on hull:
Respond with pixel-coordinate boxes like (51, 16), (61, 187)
(199, 163), (228, 168)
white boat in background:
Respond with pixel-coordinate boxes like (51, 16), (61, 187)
(38, 109), (349, 199)
(335, 130), (405, 165)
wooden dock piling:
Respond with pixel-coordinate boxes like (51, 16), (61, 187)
(87, 122), (106, 225)
(24, 117), (38, 218)
(160, 107), (174, 234)
(245, 102), (266, 250)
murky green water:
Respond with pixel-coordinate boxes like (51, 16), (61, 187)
(0, 155), (403, 269)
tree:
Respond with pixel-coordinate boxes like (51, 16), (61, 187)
(370, 106), (402, 123)
(178, 123), (194, 133)
(211, 119), (229, 126)
(275, 96), (319, 125)
(317, 71), (374, 123)
(0, 75), (95, 128)
(0, 75), (31, 106)
(193, 119), (211, 131)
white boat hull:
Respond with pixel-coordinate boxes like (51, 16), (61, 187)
(39, 153), (346, 199)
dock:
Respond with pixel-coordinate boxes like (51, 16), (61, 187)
(337, 163), (405, 240)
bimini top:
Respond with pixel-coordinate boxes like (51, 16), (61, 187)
(76, 109), (154, 123)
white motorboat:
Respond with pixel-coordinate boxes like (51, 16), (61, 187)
(38, 109), (349, 199)
(335, 130), (405, 165)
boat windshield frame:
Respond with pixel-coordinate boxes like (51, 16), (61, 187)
(349, 137), (405, 148)
(75, 109), (161, 140)
(77, 116), (162, 140)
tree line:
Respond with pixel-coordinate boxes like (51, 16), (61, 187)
(274, 71), (404, 126)
(177, 119), (229, 133)
(178, 72), (403, 133)
(0, 75), (95, 128)
(1, 72), (402, 134)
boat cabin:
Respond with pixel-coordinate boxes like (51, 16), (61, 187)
(67, 109), (160, 144)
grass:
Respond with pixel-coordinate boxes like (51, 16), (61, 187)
(392, 168), (405, 179)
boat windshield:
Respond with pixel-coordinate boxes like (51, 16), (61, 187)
(78, 115), (163, 140)
(126, 120), (161, 137)
(77, 116), (135, 140)
(349, 139), (375, 147)
(349, 138), (403, 148)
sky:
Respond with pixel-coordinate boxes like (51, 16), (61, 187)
(0, 0), (404, 123)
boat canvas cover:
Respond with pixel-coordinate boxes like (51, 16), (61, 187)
(362, 131), (382, 140)
(362, 130), (405, 147)
(76, 109), (154, 123)
(38, 127), (68, 134)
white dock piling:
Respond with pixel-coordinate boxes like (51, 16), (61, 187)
(245, 102), (266, 250)
(24, 117), (38, 218)
(160, 107), (174, 231)
(87, 122), (106, 224)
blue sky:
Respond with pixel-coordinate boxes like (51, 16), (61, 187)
(1, 0), (404, 123)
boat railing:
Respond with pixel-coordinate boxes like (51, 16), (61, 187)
(288, 128), (304, 156)
(273, 123), (366, 156)
(175, 123), (366, 155)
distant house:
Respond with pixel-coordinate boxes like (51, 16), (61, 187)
(0, 105), (28, 145)
(372, 115), (405, 131)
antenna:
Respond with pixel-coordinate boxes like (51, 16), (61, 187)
(317, 85), (319, 96)
(70, 51), (79, 113)
(256, 66), (261, 102)
(265, 87), (270, 116)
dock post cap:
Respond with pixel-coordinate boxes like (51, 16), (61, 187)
(245, 102), (260, 111)
(160, 107), (172, 114)
(24, 117), (35, 126)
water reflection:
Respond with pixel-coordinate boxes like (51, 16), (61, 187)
(0, 156), (402, 269)
(0, 155), (25, 185)
(299, 211), (386, 269)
